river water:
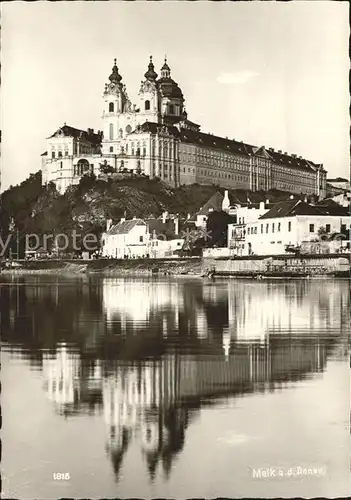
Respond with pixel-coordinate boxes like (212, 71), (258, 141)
(1, 275), (350, 499)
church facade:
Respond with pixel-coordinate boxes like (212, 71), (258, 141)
(42, 57), (327, 198)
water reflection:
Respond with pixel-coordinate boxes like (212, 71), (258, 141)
(1, 276), (349, 487)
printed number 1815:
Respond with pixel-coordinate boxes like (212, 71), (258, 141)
(53, 473), (70, 480)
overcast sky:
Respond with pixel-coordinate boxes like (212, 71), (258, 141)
(1, 1), (349, 191)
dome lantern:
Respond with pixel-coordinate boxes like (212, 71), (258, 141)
(160, 57), (171, 79)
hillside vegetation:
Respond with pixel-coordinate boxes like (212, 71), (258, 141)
(0, 171), (294, 256)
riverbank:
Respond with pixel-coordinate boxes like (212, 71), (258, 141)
(1, 254), (350, 279)
(0, 258), (203, 277)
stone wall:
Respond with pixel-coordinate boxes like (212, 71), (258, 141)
(203, 254), (351, 275)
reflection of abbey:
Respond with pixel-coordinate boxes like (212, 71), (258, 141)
(3, 278), (348, 483)
(42, 57), (327, 197)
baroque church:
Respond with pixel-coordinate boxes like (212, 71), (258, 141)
(42, 57), (327, 198)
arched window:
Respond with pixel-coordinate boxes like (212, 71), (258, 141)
(109, 123), (114, 140)
(109, 102), (114, 112)
(145, 100), (150, 111)
(109, 146), (113, 153)
(77, 159), (90, 176)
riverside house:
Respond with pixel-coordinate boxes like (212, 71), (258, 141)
(101, 216), (184, 259)
(241, 199), (350, 256)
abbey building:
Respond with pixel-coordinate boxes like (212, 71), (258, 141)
(42, 57), (327, 198)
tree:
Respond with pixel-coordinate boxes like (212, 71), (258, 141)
(100, 162), (115, 175)
(78, 173), (96, 191)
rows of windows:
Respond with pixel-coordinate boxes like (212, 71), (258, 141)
(180, 166), (248, 183)
(52, 150), (69, 159)
(249, 221), (291, 235)
(248, 221), (350, 236)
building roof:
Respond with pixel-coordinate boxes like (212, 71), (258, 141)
(135, 122), (320, 173)
(48, 125), (102, 146)
(327, 177), (349, 183)
(259, 199), (350, 220)
(198, 191), (224, 215)
(146, 218), (178, 240)
(315, 199), (350, 216)
(41, 151), (48, 156)
(106, 219), (145, 235)
(180, 129), (251, 156)
(265, 150), (319, 173)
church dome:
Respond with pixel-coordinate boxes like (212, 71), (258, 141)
(109, 59), (123, 84)
(157, 78), (183, 99)
(157, 58), (183, 99)
(144, 56), (158, 81)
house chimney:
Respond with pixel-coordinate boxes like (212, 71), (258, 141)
(222, 190), (230, 211)
(187, 213), (191, 220)
(265, 199), (270, 204)
(162, 211), (168, 224)
(106, 219), (112, 232)
(120, 217), (126, 223)
(259, 201), (264, 211)
(174, 217), (179, 235)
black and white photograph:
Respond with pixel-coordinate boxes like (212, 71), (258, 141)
(0, 1), (350, 499)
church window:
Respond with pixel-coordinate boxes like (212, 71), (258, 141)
(109, 146), (114, 153)
(145, 100), (150, 111)
(109, 123), (114, 140)
(109, 102), (114, 112)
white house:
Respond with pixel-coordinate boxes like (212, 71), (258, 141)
(102, 218), (148, 258)
(244, 199), (350, 256)
(227, 201), (271, 256)
(101, 216), (184, 258)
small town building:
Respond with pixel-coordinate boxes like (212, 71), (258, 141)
(326, 177), (350, 196)
(227, 201), (272, 255)
(101, 215), (184, 259)
(194, 191), (225, 228)
(244, 199), (350, 256)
